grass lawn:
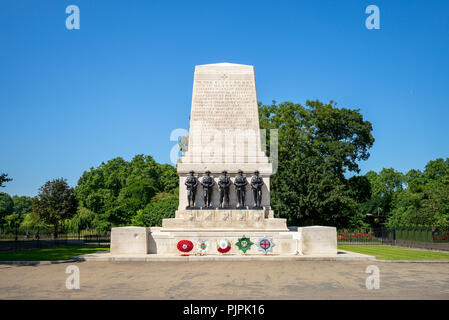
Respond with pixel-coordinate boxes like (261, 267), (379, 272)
(0, 245), (109, 261)
(339, 244), (449, 261)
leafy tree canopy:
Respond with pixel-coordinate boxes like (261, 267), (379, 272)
(0, 192), (14, 225)
(75, 154), (178, 229)
(0, 173), (12, 188)
(363, 168), (404, 216)
(131, 192), (178, 227)
(68, 207), (97, 234)
(12, 195), (33, 217)
(259, 100), (374, 228)
(385, 158), (449, 227)
(32, 178), (78, 238)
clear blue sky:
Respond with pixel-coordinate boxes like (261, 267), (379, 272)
(1, 0), (448, 196)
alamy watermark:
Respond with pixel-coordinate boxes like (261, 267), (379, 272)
(65, 5), (80, 30)
(66, 265), (80, 290)
(365, 265), (380, 290)
(365, 5), (380, 30)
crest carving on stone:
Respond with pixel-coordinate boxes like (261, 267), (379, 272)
(204, 211), (213, 221)
(186, 211), (194, 221)
(221, 211), (230, 221)
(254, 211), (262, 221)
(237, 211), (246, 221)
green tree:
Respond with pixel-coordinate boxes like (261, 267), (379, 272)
(158, 164), (178, 192)
(386, 158), (449, 227)
(75, 154), (178, 228)
(131, 192), (178, 227)
(0, 195), (35, 234)
(420, 177), (449, 226)
(0, 192), (14, 227)
(5, 213), (21, 238)
(0, 173), (12, 188)
(20, 212), (48, 234)
(32, 178), (78, 238)
(7, 195), (33, 232)
(363, 168), (404, 216)
(68, 207), (96, 235)
(12, 195), (33, 216)
(348, 176), (372, 203)
(259, 100), (374, 228)
(423, 158), (449, 181)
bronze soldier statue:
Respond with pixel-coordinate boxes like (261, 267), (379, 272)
(218, 170), (232, 209)
(251, 170), (264, 209)
(185, 170), (199, 209)
(234, 170), (248, 209)
(200, 170), (215, 208)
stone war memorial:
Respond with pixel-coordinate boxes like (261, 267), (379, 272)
(110, 63), (338, 258)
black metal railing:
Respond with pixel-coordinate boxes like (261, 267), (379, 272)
(0, 233), (110, 252)
(338, 226), (449, 251)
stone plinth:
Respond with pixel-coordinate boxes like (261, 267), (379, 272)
(162, 209), (287, 231)
(298, 226), (337, 255)
(109, 225), (338, 256)
(110, 226), (149, 255)
(148, 228), (297, 255)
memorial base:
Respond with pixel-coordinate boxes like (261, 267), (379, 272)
(110, 219), (338, 256)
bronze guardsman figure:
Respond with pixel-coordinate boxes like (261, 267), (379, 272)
(200, 170), (215, 208)
(251, 170), (264, 209)
(185, 170), (199, 209)
(234, 170), (248, 209)
(218, 170), (232, 209)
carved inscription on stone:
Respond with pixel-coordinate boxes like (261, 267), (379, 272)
(187, 66), (263, 161)
(191, 79), (258, 132)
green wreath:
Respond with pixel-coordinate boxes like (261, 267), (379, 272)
(235, 236), (254, 253)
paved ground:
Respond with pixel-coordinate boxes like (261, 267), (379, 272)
(0, 261), (448, 299)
